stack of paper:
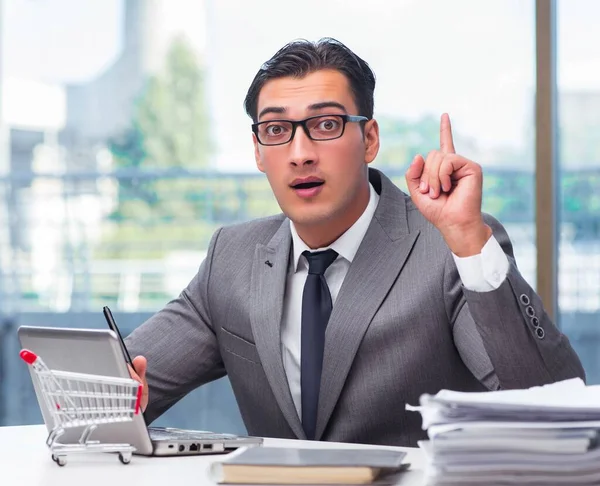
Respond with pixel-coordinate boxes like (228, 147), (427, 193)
(407, 378), (600, 484)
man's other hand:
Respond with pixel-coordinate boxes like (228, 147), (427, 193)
(129, 356), (149, 412)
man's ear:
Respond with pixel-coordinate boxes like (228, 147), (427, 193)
(364, 119), (380, 164)
(253, 133), (265, 173)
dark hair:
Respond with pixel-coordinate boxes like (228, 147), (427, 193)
(244, 37), (376, 123)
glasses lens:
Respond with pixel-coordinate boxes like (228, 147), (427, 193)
(307, 115), (344, 140)
(257, 121), (293, 145)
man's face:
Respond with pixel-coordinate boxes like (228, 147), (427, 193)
(253, 69), (379, 230)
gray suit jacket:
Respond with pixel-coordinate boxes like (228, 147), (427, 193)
(126, 168), (585, 447)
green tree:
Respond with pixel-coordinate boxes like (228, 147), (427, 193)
(104, 36), (216, 258)
(112, 35), (211, 170)
(376, 115), (440, 171)
(134, 37), (211, 170)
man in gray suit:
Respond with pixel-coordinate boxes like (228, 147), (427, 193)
(126, 38), (584, 447)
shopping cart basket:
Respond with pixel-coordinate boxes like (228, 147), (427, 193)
(20, 349), (143, 466)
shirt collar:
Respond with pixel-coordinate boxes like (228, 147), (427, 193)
(290, 182), (380, 272)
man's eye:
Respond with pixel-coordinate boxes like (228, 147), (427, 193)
(266, 124), (288, 136)
(317, 119), (340, 131)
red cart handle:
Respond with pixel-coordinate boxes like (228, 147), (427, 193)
(20, 349), (38, 365)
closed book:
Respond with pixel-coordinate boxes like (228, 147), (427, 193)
(209, 446), (409, 484)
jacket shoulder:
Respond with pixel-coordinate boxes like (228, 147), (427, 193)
(212, 214), (287, 254)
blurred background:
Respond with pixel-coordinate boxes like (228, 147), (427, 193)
(0, 0), (598, 433)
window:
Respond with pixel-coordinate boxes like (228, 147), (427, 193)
(0, 0), (537, 428)
(557, 0), (600, 383)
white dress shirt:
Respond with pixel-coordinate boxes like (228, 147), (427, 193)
(281, 183), (510, 417)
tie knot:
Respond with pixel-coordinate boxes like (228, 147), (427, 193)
(303, 249), (338, 276)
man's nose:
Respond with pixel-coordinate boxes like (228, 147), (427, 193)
(289, 126), (318, 167)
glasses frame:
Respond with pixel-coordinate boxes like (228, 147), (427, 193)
(252, 114), (369, 146)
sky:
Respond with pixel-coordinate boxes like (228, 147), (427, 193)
(2, 0), (122, 83)
(1, 0), (599, 171)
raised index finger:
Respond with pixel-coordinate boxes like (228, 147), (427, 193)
(440, 113), (456, 154)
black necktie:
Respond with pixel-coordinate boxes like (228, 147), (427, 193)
(300, 249), (338, 440)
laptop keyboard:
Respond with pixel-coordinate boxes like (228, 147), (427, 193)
(148, 427), (238, 441)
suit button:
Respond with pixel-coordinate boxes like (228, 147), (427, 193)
(536, 327), (545, 339)
(530, 316), (540, 327)
(526, 305), (535, 317)
(520, 294), (530, 306)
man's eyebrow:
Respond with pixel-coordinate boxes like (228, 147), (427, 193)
(257, 101), (349, 120)
(258, 106), (286, 119)
(308, 101), (348, 112)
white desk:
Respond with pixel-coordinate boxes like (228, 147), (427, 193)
(0, 425), (425, 486)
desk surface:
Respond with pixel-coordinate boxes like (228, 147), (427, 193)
(0, 425), (425, 486)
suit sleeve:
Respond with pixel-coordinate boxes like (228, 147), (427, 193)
(125, 228), (226, 423)
(445, 214), (586, 390)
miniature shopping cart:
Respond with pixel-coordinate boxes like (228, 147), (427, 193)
(20, 349), (143, 466)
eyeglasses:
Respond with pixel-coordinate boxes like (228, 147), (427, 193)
(252, 114), (369, 146)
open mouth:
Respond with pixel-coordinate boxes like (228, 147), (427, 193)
(291, 181), (324, 190)
(290, 179), (325, 198)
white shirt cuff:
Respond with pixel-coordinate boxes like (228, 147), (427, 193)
(452, 235), (509, 292)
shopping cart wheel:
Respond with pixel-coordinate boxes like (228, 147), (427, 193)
(118, 452), (132, 464)
(52, 454), (67, 467)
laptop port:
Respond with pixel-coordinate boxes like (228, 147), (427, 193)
(201, 444), (213, 451)
(178, 445), (185, 452)
(189, 443), (198, 452)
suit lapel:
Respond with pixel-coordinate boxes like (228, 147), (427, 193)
(250, 220), (306, 439)
(315, 170), (420, 440)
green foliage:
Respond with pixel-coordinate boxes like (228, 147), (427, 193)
(482, 172), (533, 222)
(111, 36), (211, 172)
(105, 37), (215, 258)
(376, 115), (440, 170)
(135, 37), (211, 169)
(96, 221), (219, 259)
(103, 86), (600, 262)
